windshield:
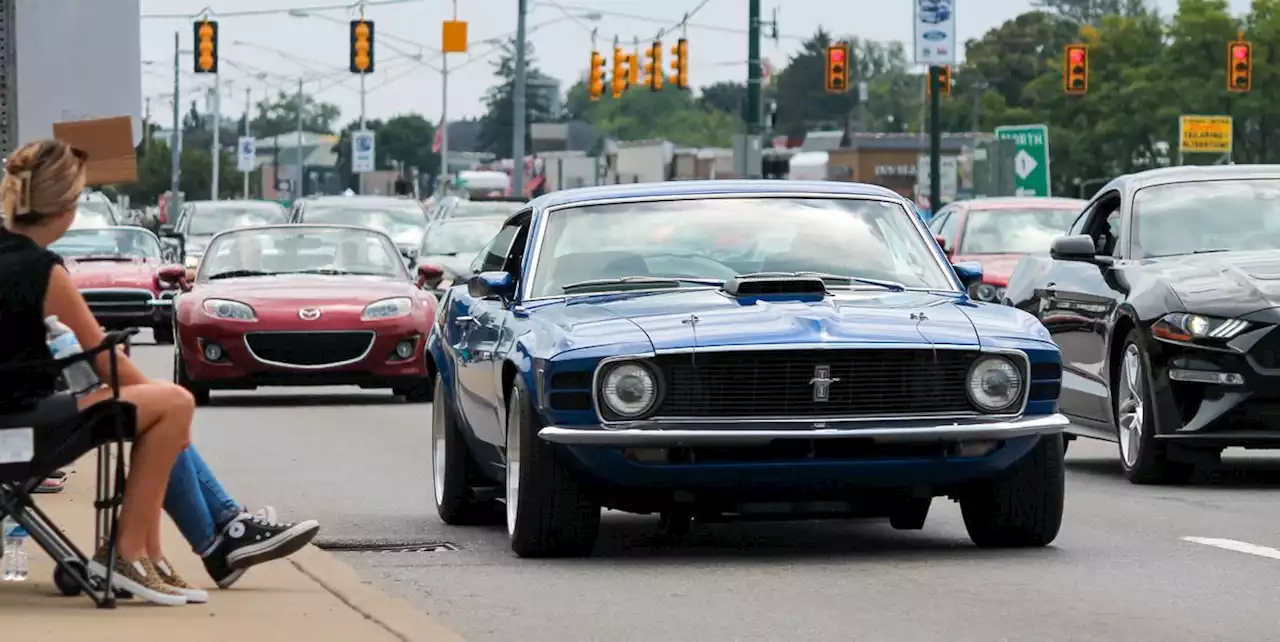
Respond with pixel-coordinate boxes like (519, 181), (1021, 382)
(51, 228), (161, 260)
(448, 201), (523, 219)
(423, 218), (505, 257)
(188, 203), (287, 236)
(959, 208), (1079, 254)
(1134, 179), (1280, 257)
(198, 226), (408, 280)
(530, 197), (953, 297)
(302, 204), (426, 246)
(72, 202), (117, 229)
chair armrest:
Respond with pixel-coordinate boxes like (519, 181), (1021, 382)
(51, 329), (139, 368)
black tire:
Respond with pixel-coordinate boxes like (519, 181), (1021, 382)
(505, 379), (600, 558)
(53, 561), (85, 596)
(153, 320), (174, 344)
(432, 375), (500, 525)
(397, 377), (434, 403)
(173, 346), (210, 406)
(1113, 330), (1196, 485)
(889, 497), (931, 530)
(960, 434), (1065, 548)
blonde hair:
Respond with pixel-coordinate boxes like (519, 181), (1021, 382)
(1, 139), (87, 227)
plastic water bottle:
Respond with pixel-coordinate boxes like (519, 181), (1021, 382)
(45, 316), (100, 395)
(2, 516), (28, 581)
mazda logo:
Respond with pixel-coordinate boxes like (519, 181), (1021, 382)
(298, 307), (322, 320)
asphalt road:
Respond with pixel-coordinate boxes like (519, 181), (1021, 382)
(124, 336), (1280, 642)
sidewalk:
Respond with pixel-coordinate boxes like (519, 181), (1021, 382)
(0, 455), (463, 641)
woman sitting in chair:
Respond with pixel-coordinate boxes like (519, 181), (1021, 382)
(0, 140), (196, 605)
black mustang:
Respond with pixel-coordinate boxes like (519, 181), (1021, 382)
(1005, 165), (1280, 484)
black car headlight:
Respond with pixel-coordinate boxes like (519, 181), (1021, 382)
(596, 360), (661, 420)
(969, 283), (1006, 302)
(967, 356), (1023, 412)
(1153, 313), (1249, 342)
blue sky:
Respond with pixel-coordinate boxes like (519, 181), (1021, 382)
(139, 0), (1253, 128)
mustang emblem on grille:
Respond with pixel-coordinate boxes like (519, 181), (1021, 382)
(809, 365), (840, 402)
(298, 307), (322, 320)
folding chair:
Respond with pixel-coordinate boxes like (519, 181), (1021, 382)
(0, 328), (138, 609)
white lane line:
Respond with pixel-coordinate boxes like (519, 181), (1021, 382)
(1182, 536), (1280, 560)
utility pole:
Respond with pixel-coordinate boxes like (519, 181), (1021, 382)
(144, 97), (152, 148)
(170, 31), (182, 216)
(210, 73), (221, 200)
(511, 0), (528, 197)
(440, 52), (449, 189)
(243, 86), (251, 199)
(295, 77), (304, 199)
(928, 65), (941, 214)
(743, 0), (761, 178)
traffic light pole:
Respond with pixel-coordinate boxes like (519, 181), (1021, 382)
(928, 65), (941, 214)
(743, 0), (761, 178)
(296, 77), (304, 199)
(243, 87), (251, 199)
(511, 0), (528, 198)
(170, 31), (182, 218)
(440, 53), (449, 189)
(210, 73), (221, 200)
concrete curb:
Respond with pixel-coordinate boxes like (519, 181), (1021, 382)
(289, 545), (465, 642)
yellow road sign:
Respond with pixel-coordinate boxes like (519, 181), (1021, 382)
(1179, 115), (1232, 153)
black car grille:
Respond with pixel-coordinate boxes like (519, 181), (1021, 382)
(1250, 327), (1280, 369)
(81, 289), (152, 316)
(245, 331), (375, 367)
(650, 349), (987, 418)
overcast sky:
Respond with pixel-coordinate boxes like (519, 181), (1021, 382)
(139, 0), (1251, 128)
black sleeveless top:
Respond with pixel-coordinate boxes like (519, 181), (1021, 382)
(0, 226), (63, 408)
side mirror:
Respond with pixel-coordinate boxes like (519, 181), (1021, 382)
(1050, 235), (1100, 262)
(416, 263), (444, 288)
(952, 261), (984, 289)
(467, 271), (516, 299)
(934, 235), (950, 253)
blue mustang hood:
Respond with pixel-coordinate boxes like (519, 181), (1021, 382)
(550, 288), (979, 350)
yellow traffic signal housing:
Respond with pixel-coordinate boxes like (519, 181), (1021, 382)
(588, 51), (606, 101)
(937, 65), (952, 95)
(1228, 40), (1252, 92)
(628, 52), (640, 87)
(825, 43), (850, 93)
(611, 46), (629, 98)
(1064, 44), (1088, 94)
(350, 20), (375, 74)
(669, 38), (688, 90)
(645, 41), (663, 91)
(193, 20), (218, 73)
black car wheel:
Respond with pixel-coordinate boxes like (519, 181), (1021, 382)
(432, 375), (500, 524)
(1114, 331), (1196, 485)
(505, 379), (600, 558)
(960, 433), (1065, 548)
(173, 346), (210, 406)
(396, 377), (434, 403)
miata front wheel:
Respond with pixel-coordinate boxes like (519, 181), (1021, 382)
(505, 379), (600, 558)
(1114, 332), (1196, 485)
(173, 345), (210, 406)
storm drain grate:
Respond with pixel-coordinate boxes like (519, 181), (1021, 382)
(314, 539), (459, 553)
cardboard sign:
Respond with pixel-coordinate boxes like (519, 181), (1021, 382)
(52, 115), (137, 185)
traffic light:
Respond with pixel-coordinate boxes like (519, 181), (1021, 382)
(193, 19), (218, 73)
(937, 65), (952, 95)
(669, 38), (688, 90)
(612, 46), (629, 98)
(1064, 44), (1088, 94)
(350, 20), (375, 74)
(628, 52), (640, 87)
(825, 42), (850, 93)
(645, 41), (663, 91)
(1228, 40), (1252, 92)
(588, 51), (606, 101)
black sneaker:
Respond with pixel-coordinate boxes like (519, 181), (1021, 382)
(202, 549), (247, 589)
(220, 511), (321, 570)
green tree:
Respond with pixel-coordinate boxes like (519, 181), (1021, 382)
(478, 39), (554, 158)
(332, 114), (438, 183)
(698, 81), (746, 115)
(251, 90), (342, 137)
(1238, 0), (1280, 161)
(1033, 0), (1151, 23)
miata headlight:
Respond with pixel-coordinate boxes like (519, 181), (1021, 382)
(362, 297), (413, 321)
(597, 361), (660, 419)
(1153, 312), (1249, 342)
(967, 356), (1023, 412)
(202, 298), (256, 321)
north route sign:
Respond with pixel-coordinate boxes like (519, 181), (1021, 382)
(994, 124), (1052, 197)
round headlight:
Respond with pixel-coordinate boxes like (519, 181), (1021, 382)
(967, 356), (1023, 412)
(599, 362), (659, 419)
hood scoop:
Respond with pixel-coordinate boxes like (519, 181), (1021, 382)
(722, 274), (826, 299)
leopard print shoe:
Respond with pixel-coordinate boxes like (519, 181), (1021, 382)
(152, 557), (209, 603)
(88, 549), (186, 606)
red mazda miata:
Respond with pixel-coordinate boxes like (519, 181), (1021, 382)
(50, 226), (186, 343)
(171, 224), (443, 405)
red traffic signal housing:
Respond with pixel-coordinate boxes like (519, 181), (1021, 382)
(1228, 41), (1252, 92)
(825, 43), (850, 94)
(1064, 44), (1088, 94)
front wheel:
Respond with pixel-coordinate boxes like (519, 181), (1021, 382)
(432, 375), (499, 524)
(1114, 332), (1196, 485)
(173, 346), (210, 406)
(152, 319), (174, 344)
(505, 380), (600, 558)
(960, 433), (1065, 548)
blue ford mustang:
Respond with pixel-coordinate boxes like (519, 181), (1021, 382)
(425, 180), (1068, 557)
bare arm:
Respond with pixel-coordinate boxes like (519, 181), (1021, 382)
(43, 265), (149, 387)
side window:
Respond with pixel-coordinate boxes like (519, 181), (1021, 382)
(472, 224), (520, 274)
(1078, 191), (1122, 256)
(928, 212), (951, 234)
(500, 213), (533, 281)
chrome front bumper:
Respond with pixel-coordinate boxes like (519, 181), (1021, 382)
(538, 414), (1069, 446)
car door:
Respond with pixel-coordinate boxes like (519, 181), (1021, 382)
(1041, 190), (1125, 422)
(448, 220), (523, 445)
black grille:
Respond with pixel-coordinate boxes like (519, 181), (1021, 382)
(82, 290), (152, 315)
(245, 331), (374, 366)
(651, 349), (989, 418)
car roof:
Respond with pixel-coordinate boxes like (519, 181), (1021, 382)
(959, 197), (1087, 210)
(187, 199), (286, 209)
(1116, 165), (1280, 191)
(432, 214), (508, 226)
(302, 195), (421, 206)
(530, 180), (904, 209)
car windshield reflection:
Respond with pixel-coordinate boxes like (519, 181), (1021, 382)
(52, 228), (162, 260)
(959, 208), (1080, 254)
(198, 226), (408, 281)
(188, 203), (288, 236)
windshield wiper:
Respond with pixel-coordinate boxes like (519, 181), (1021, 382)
(207, 269), (275, 280)
(71, 254), (132, 261)
(287, 268), (391, 276)
(561, 276), (723, 293)
(737, 271), (906, 291)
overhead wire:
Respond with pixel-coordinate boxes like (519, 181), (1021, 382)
(539, 0), (808, 41)
(141, 0), (424, 20)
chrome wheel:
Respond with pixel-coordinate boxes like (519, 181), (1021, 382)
(505, 390), (522, 537)
(431, 397), (447, 509)
(1117, 344), (1145, 467)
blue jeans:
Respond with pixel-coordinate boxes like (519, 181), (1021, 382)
(163, 446), (241, 557)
